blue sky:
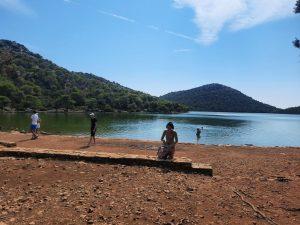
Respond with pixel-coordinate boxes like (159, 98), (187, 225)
(0, 0), (299, 108)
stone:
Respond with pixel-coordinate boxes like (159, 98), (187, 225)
(87, 208), (94, 213)
(0, 140), (16, 147)
(186, 187), (194, 192)
(87, 219), (94, 224)
(0, 147), (213, 176)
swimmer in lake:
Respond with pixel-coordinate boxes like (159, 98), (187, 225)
(160, 122), (178, 160)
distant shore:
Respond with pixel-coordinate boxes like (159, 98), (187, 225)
(0, 109), (187, 114)
(1, 109), (299, 115)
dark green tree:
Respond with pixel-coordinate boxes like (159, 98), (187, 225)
(71, 92), (86, 106)
(23, 95), (43, 109)
(128, 103), (138, 112)
(294, 0), (300, 49)
(294, 39), (300, 49)
(0, 96), (11, 109)
(86, 98), (98, 110)
(20, 84), (41, 96)
(104, 104), (113, 112)
(0, 81), (17, 99)
(295, 0), (300, 13)
(55, 95), (75, 111)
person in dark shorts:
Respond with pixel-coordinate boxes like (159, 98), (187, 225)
(30, 110), (39, 140)
(196, 128), (201, 144)
(88, 113), (97, 146)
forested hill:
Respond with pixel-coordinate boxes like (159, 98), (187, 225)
(0, 40), (188, 113)
(161, 83), (279, 113)
(279, 106), (300, 114)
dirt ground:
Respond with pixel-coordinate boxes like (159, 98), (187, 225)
(0, 132), (299, 225)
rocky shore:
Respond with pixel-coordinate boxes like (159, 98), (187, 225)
(0, 132), (299, 225)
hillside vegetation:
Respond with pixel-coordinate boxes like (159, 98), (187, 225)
(0, 40), (188, 113)
(161, 83), (280, 113)
(279, 106), (300, 114)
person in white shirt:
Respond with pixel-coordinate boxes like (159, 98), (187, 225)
(30, 111), (39, 140)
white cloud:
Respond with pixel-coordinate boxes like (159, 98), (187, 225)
(0, 0), (35, 15)
(173, 48), (192, 53)
(98, 10), (136, 23)
(165, 30), (197, 42)
(147, 25), (160, 30)
(173, 0), (294, 45)
(98, 10), (197, 43)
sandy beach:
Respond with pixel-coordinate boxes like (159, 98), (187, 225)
(0, 131), (299, 225)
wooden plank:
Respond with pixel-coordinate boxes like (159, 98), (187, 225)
(0, 147), (213, 176)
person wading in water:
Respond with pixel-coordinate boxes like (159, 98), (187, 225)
(196, 128), (201, 144)
(88, 113), (97, 146)
(160, 122), (178, 160)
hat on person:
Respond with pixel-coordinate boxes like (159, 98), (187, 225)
(89, 113), (95, 117)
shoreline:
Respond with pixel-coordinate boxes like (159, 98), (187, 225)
(2, 131), (300, 149)
(1, 131), (300, 156)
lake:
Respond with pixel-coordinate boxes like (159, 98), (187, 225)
(0, 112), (300, 147)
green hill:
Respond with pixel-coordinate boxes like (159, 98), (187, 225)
(0, 40), (188, 113)
(161, 83), (279, 113)
(279, 106), (300, 114)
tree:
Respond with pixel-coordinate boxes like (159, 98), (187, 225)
(71, 91), (85, 106)
(0, 81), (17, 98)
(295, 0), (300, 13)
(294, 39), (300, 49)
(104, 104), (113, 112)
(0, 80), (25, 108)
(86, 98), (98, 110)
(55, 95), (75, 111)
(20, 84), (41, 96)
(294, 1), (300, 49)
(0, 96), (11, 109)
(23, 95), (43, 109)
(128, 103), (138, 112)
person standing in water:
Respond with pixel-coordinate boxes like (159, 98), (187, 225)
(30, 110), (39, 140)
(196, 128), (201, 144)
(88, 113), (97, 146)
(196, 128), (201, 137)
(160, 122), (178, 160)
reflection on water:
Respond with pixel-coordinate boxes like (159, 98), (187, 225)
(0, 111), (300, 147)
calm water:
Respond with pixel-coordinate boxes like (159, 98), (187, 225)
(0, 112), (300, 147)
